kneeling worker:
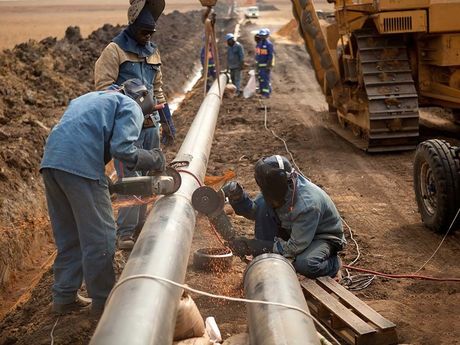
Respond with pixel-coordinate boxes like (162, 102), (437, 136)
(40, 79), (166, 315)
(224, 155), (345, 278)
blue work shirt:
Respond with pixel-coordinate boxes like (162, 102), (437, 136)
(231, 174), (345, 258)
(255, 38), (274, 68)
(227, 41), (244, 69)
(41, 91), (144, 184)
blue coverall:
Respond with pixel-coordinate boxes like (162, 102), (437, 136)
(110, 29), (161, 239)
(230, 174), (346, 278)
(255, 38), (274, 98)
(201, 46), (217, 92)
(41, 91), (161, 307)
(227, 41), (245, 93)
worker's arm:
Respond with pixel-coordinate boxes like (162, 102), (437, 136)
(266, 42), (274, 68)
(273, 206), (320, 258)
(238, 43), (245, 68)
(95, 43), (121, 90)
(229, 192), (259, 220)
(110, 98), (165, 171)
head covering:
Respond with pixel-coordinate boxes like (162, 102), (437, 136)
(258, 28), (268, 38)
(224, 33), (235, 41)
(121, 78), (155, 115)
(254, 155), (293, 208)
(132, 6), (156, 31)
(128, 0), (165, 24)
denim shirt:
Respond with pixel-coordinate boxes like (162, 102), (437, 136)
(40, 91), (144, 184)
(112, 29), (159, 94)
(227, 42), (244, 69)
(255, 39), (274, 68)
(231, 175), (345, 258)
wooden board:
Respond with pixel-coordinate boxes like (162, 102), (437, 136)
(300, 277), (398, 345)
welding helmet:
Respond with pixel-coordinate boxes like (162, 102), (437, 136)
(121, 78), (155, 116)
(254, 155), (293, 208)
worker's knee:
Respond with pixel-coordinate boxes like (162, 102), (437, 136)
(293, 256), (323, 278)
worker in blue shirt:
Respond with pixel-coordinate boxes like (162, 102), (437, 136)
(225, 33), (245, 96)
(223, 155), (345, 278)
(201, 43), (217, 92)
(255, 28), (274, 98)
(95, 4), (176, 250)
(41, 79), (166, 315)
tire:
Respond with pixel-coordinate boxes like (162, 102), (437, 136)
(413, 139), (460, 233)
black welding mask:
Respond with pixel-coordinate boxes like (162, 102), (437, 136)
(121, 78), (155, 116)
(254, 155), (293, 209)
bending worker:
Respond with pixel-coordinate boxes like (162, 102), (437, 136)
(94, 3), (175, 250)
(224, 155), (345, 278)
(255, 28), (274, 98)
(41, 79), (166, 315)
(225, 33), (245, 96)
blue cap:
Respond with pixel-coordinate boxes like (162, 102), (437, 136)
(258, 28), (268, 37)
(224, 33), (235, 41)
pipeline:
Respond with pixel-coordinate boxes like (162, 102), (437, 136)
(244, 254), (321, 345)
(90, 73), (228, 345)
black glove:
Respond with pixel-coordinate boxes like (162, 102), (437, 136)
(132, 148), (166, 172)
(222, 181), (244, 202)
(158, 103), (176, 147)
(228, 236), (273, 257)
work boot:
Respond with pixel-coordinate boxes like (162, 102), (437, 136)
(84, 303), (105, 319)
(53, 298), (91, 315)
(118, 235), (135, 250)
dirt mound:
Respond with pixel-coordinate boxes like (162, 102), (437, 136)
(0, 9), (206, 299)
(275, 19), (302, 43)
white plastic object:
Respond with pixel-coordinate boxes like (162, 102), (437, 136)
(243, 70), (257, 99)
(205, 316), (222, 343)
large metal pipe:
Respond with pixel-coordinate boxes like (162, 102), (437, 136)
(90, 74), (228, 345)
(244, 254), (321, 345)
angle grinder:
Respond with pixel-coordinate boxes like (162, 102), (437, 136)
(108, 166), (181, 197)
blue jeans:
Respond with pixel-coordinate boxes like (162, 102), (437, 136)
(114, 125), (160, 238)
(233, 195), (340, 278)
(230, 68), (242, 92)
(42, 168), (116, 307)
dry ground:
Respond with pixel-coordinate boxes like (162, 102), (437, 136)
(1, 1), (460, 344)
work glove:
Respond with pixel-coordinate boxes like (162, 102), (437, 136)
(222, 181), (244, 202)
(158, 103), (176, 147)
(132, 148), (166, 172)
(228, 236), (273, 257)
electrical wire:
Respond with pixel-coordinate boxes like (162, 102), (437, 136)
(106, 273), (342, 345)
(413, 207), (460, 274)
(50, 317), (59, 345)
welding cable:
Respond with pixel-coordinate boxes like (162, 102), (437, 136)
(176, 169), (203, 187)
(263, 105), (307, 178)
(413, 207), (460, 274)
(106, 274), (342, 345)
(49, 317), (60, 345)
(343, 265), (460, 282)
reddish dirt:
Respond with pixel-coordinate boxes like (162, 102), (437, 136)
(1, 1), (460, 345)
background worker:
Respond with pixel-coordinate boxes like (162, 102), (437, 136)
(255, 28), (274, 98)
(200, 41), (217, 92)
(225, 33), (245, 96)
(41, 79), (166, 315)
(224, 155), (346, 278)
(94, 3), (176, 250)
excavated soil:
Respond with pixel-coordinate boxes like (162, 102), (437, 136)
(1, 1), (460, 344)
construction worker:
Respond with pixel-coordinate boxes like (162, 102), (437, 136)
(225, 33), (245, 96)
(255, 28), (274, 98)
(223, 155), (346, 279)
(41, 79), (166, 315)
(94, 4), (175, 250)
(201, 42), (217, 92)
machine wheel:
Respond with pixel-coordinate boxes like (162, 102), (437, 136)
(413, 139), (460, 233)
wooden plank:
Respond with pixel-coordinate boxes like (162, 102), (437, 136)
(301, 279), (377, 336)
(316, 277), (396, 330)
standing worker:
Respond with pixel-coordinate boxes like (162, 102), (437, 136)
(94, 3), (175, 250)
(225, 33), (245, 96)
(255, 28), (274, 98)
(201, 42), (217, 92)
(223, 155), (346, 279)
(41, 79), (166, 315)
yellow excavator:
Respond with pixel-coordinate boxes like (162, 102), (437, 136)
(291, 0), (460, 152)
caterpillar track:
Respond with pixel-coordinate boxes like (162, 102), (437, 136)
(350, 30), (420, 152)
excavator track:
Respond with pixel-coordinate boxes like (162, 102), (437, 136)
(353, 30), (420, 152)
